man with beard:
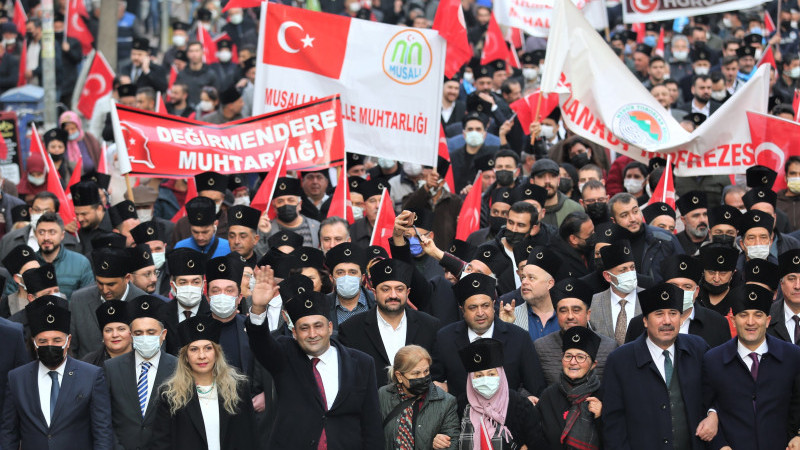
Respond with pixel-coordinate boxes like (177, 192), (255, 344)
(676, 191), (710, 255)
(497, 201), (540, 289)
(687, 74), (722, 116)
(34, 212), (94, 299)
(580, 180), (611, 225)
(499, 246), (560, 341)
(127, 245), (159, 296)
(549, 211), (595, 279)
(532, 159), (583, 228)
(480, 150), (523, 228)
(70, 181), (112, 258)
(338, 258), (440, 387)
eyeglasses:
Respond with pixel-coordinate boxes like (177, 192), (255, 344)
(563, 353), (589, 363)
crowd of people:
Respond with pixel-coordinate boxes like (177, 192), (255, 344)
(0, 0), (799, 448)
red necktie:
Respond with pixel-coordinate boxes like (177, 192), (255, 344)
(312, 358), (328, 450)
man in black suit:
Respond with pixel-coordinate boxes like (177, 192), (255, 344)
(160, 248), (211, 355)
(129, 37), (168, 93)
(105, 296), (177, 450)
(768, 249), (800, 343)
(431, 273), (546, 403)
(625, 254), (731, 348)
(246, 265), (384, 449)
(0, 317), (28, 429)
(339, 258), (440, 387)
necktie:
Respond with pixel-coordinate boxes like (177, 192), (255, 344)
(614, 299), (628, 346)
(663, 350), (673, 386)
(48, 371), (59, 422)
(749, 352), (759, 380)
(311, 358), (328, 450)
(793, 316), (800, 345)
(183, 311), (192, 321)
(138, 361), (152, 417)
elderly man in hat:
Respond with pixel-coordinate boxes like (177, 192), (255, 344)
(161, 248), (210, 355)
(703, 284), (800, 450)
(499, 246), (560, 341)
(767, 249), (800, 343)
(259, 176), (321, 250)
(626, 254), (731, 348)
(104, 295), (177, 450)
(603, 283), (713, 449)
(299, 169), (332, 222)
(246, 265), (384, 449)
(227, 205), (262, 266)
(129, 37), (167, 92)
(1, 299), (113, 449)
(131, 221), (170, 296)
(174, 197), (231, 258)
(172, 171), (230, 243)
(69, 248), (147, 358)
(590, 239), (643, 345)
(432, 273), (545, 403)
(643, 201), (677, 234)
(323, 242), (375, 329)
(70, 180), (113, 258)
(339, 258), (440, 387)
(736, 210), (777, 273)
(676, 191), (710, 255)
(533, 277), (618, 385)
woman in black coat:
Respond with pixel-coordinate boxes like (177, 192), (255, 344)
(537, 326), (603, 450)
(152, 316), (256, 450)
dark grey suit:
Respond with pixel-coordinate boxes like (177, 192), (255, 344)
(69, 283), (147, 358)
(104, 351), (177, 450)
(589, 288), (642, 341)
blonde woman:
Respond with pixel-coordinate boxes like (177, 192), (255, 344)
(379, 345), (459, 450)
(152, 316), (256, 450)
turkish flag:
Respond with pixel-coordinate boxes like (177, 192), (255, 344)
(96, 141), (107, 174)
(369, 189), (395, 256)
(170, 178), (198, 223)
(168, 65), (178, 91)
(505, 26), (523, 50)
(456, 173), (482, 240)
(764, 11), (776, 34)
(197, 26), (218, 64)
(655, 27), (665, 57)
(793, 90), (799, 122)
(632, 22), (645, 43)
(32, 125), (76, 226)
(327, 165), (354, 224)
(67, 8), (94, 55)
(223, 0), (260, 12)
(69, 0), (88, 18)
(509, 89), (560, 131)
(479, 420), (493, 450)
(648, 154), (675, 209)
(13, 0), (26, 36)
(76, 52), (114, 119)
(67, 157), (83, 190)
(480, 15), (513, 67)
(155, 91), (167, 114)
(757, 45), (777, 70)
(17, 40), (26, 87)
(438, 127), (455, 193)
(250, 141), (289, 217)
(263, 3), (350, 80)
(432, 0), (472, 78)
(747, 111), (800, 192)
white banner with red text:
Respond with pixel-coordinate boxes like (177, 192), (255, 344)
(112, 96), (344, 176)
(493, 0), (608, 37)
(621, 0), (769, 24)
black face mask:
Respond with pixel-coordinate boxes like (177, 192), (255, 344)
(702, 278), (730, 295)
(495, 170), (515, 187)
(36, 345), (66, 369)
(570, 153), (590, 169)
(781, 20), (792, 30)
(489, 216), (506, 234)
(49, 152), (64, 162)
(586, 203), (609, 224)
(276, 204), (298, 223)
(405, 374), (431, 396)
(711, 234), (735, 247)
(505, 229), (527, 246)
(25, 31), (34, 41)
(558, 177), (573, 194)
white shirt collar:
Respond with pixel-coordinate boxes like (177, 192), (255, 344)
(646, 336), (675, 359)
(468, 321), (495, 342)
(307, 343), (338, 365)
(784, 303), (800, 329)
(610, 289), (637, 304)
(737, 338), (769, 362)
(377, 310), (406, 331)
(101, 283), (131, 303)
(38, 357), (67, 378)
(135, 349), (162, 368)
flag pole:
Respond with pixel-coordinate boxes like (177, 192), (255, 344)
(63, 0), (69, 45)
(533, 90), (544, 123)
(662, 154), (671, 203)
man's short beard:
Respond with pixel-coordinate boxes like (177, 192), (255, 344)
(40, 245), (57, 255)
(687, 224), (708, 239)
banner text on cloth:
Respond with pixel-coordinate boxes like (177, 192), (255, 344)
(493, 0), (609, 37)
(115, 96), (344, 176)
(621, 0), (769, 23)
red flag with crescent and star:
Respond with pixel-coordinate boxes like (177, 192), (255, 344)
(432, 0), (472, 78)
(66, 4), (94, 54)
(13, 0), (26, 36)
(32, 125), (76, 226)
(76, 51), (114, 119)
(747, 111), (800, 192)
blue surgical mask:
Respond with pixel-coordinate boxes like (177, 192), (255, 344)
(408, 236), (424, 257)
(335, 275), (361, 299)
(643, 35), (656, 47)
(68, 131), (80, 141)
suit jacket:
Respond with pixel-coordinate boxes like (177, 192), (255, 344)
(69, 283), (147, 358)
(104, 351), (178, 450)
(1, 357), (113, 450)
(703, 335), (800, 450)
(431, 319), (546, 401)
(338, 307), (440, 387)
(0, 318), (28, 421)
(245, 318), (384, 449)
(602, 334), (709, 450)
(767, 299), (795, 343)
(589, 288), (642, 341)
(151, 381), (257, 450)
(160, 297), (212, 356)
(624, 304), (731, 348)
(133, 62), (168, 93)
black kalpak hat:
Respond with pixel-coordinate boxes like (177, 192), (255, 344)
(95, 300), (130, 330)
(526, 246), (560, 279)
(27, 300), (71, 337)
(10, 204), (28, 224)
(44, 127), (68, 146)
(643, 202), (676, 223)
(109, 200), (138, 228)
(737, 45), (756, 58)
(561, 326), (601, 361)
(458, 338), (504, 373)
(179, 315), (222, 345)
(91, 232), (128, 249)
(195, 171), (228, 194)
(512, 237), (536, 266)
(278, 273), (315, 302)
(131, 220), (165, 244)
(206, 255), (245, 284)
(128, 295), (166, 321)
(284, 291), (329, 324)
(257, 248), (300, 279)
(676, 191), (707, 216)
(70, 181), (102, 206)
(228, 174), (247, 192)
(738, 209), (774, 236)
(639, 282), (684, 316)
(219, 84), (242, 105)
(407, 206), (434, 231)
(22, 263), (58, 294)
(742, 187), (777, 209)
(369, 258), (413, 288)
(779, 249), (800, 278)
(699, 244), (739, 272)
(172, 21), (190, 31)
(746, 165), (777, 189)
(167, 248), (207, 277)
(709, 205), (741, 228)
(729, 284), (772, 315)
(185, 197), (217, 226)
(132, 37), (150, 51)
(291, 246), (324, 270)
(599, 239), (635, 270)
(325, 242), (366, 272)
(353, 178), (384, 200)
(472, 243), (510, 276)
(447, 239), (476, 262)
(80, 170), (109, 191)
(550, 277), (594, 309)
(128, 244), (154, 272)
(117, 84), (138, 98)
(367, 245), (390, 261)
(744, 258), (778, 291)
(453, 273), (496, 305)
(272, 177), (303, 199)
(2, 244), (38, 275)
(660, 254), (702, 284)
(267, 230), (304, 251)
(92, 247), (130, 278)
(346, 152), (366, 168)
(594, 222), (619, 244)
(474, 153), (495, 172)
(227, 205), (260, 231)
(491, 187), (515, 206)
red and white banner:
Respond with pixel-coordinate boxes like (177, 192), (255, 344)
(65, 0), (94, 55)
(648, 155), (675, 208)
(621, 0), (768, 24)
(370, 189), (396, 256)
(493, 0), (608, 37)
(75, 51), (114, 119)
(112, 95), (344, 176)
(32, 125), (76, 226)
(254, 3), (445, 166)
(328, 164), (355, 224)
(251, 141), (288, 216)
(13, 0), (26, 36)
(747, 111), (800, 192)
(541, 0), (769, 176)
(509, 89), (560, 131)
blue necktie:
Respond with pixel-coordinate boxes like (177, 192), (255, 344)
(137, 362), (152, 417)
(48, 371), (59, 421)
(663, 350), (673, 386)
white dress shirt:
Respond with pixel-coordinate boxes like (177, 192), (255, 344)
(441, 103), (455, 123)
(679, 307), (696, 335)
(377, 311), (407, 365)
(38, 359), (67, 426)
(646, 337), (675, 383)
(609, 290), (637, 333)
(468, 321), (495, 342)
(134, 350), (161, 411)
(691, 99), (711, 116)
(267, 295), (284, 332)
(502, 245), (521, 288)
(309, 345), (339, 410)
(784, 304), (800, 344)
(737, 339), (769, 371)
(26, 228), (40, 251)
(178, 303), (202, 323)
(197, 384), (220, 450)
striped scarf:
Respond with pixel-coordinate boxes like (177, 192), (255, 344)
(394, 391), (417, 450)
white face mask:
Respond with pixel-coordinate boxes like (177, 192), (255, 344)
(377, 158), (395, 169)
(694, 66), (710, 76)
(754, 49), (763, 60)
(465, 130), (485, 147)
(609, 270), (637, 294)
(152, 251), (166, 270)
(540, 125), (555, 140)
(577, 182), (586, 193)
(682, 288), (695, 311)
(463, 72), (474, 83)
(214, 201), (222, 214)
(233, 196), (251, 206)
(209, 294), (238, 318)
(348, 1), (361, 12)
(352, 205), (364, 220)
(173, 284), (203, 307)
(28, 174), (45, 186)
(217, 50), (232, 63)
(137, 208), (153, 222)
(522, 67), (538, 80)
(403, 163), (422, 177)
(471, 375), (501, 399)
(672, 50), (689, 61)
(199, 100), (214, 112)
(787, 177), (800, 194)
(711, 90), (727, 101)
(746, 244), (770, 260)
(790, 67), (800, 79)
(229, 13), (243, 24)
(623, 178), (644, 194)
(172, 35), (187, 47)
(132, 332), (163, 359)
(722, 17), (733, 28)
(29, 212), (42, 228)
